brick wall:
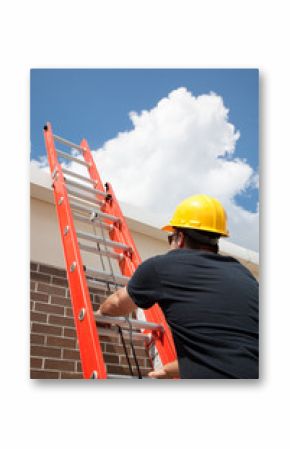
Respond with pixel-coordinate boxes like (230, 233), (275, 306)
(30, 262), (153, 379)
(30, 256), (259, 379)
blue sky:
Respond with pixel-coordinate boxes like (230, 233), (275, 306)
(30, 68), (258, 213)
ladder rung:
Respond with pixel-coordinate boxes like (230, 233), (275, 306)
(87, 277), (124, 289)
(85, 267), (129, 286)
(92, 210), (120, 224)
(56, 149), (91, 167)
(62, 167), (97, 186)
(79, 242), (124, 260)
(65, 178), (107, 197)
(86, 279), (108, 291)
(67, 187), (104, 207)
(53, 134), (85, 152)
(72, 212), (113, 232)
(95, 315), (164, 332)
(77, 231), (130, 251)
(97, 326), (151, 342)
(70, 201), (120, 223)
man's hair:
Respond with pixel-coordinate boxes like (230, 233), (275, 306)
(175, 227), (220, 253)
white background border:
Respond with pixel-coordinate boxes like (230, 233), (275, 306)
(1, 1), (289, 447)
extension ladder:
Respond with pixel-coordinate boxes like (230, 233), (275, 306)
(43, 122), (176, 379)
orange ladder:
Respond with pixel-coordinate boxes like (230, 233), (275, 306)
(43, 122), (176, 379)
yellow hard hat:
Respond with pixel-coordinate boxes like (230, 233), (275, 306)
(162, 194), (229, 237)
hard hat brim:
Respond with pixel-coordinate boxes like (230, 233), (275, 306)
(161, 224), (174, 232)
(161, 223), (230, 237)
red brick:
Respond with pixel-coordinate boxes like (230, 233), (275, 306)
(129, 347), (149, 357)
(65, 307), (73, 317)
(104, 354), (119, 364)
(35, 302), (64, 315)
(30, 262), (38, 271)
(30, 281), (36, 290)
(63, 349), (81, 361)
(99, 335), (120, 344)
(131, 340), (146, 349)
(45, 359), (75, 371)
(30, 311), (47, 323)
(30, 357), (43, 369)
(51, 295), (71, 307)
(47, 336), (76, 348)
(37, 283), (66, 296)
(60, 372), (83, 379)
(31, 346), (61, 358)
(76, 362), (82, 373)
(92, 303), (101, 312)
(31, 370), (59, 379)
(39, 264), (66, 277)
(52, 276), (68, 287)
(31, 334), (45, 345)
(105, 344), (125, 355)
(30, 272), (51, 283)
(106, 365), (132, 376)
(119, 356), (146, 367)
(31, 291), (49, 303)
(107, 364), (150, 377)
(31, 323), (62, 336)
(89, 286), (107, 295)
(90, 295), (105, 304)
(49, 315), (75, 328)
(63, 328), (76, 338)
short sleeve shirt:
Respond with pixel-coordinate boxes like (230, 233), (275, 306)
(127, 249), (259, 379)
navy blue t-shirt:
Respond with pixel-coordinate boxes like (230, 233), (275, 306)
(127, 249), (259, 379)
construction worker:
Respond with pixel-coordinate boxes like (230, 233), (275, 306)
(96, 194), (259, 379)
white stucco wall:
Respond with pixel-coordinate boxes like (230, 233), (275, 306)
(30, 165), (259, 275)
(30, 197), (168, 274)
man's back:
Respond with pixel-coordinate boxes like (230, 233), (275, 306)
(127, 249), (259, 379)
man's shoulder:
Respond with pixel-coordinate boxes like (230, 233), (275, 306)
(136, 252), (176, 275)
(139, 254), (164, 269)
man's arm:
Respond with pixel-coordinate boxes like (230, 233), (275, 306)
(96, 287), (137, 316)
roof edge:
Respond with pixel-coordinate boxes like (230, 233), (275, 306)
(30, 164), (259, 265)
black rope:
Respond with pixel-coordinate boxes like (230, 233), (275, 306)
(118, 326), (134, 377)
(125, 317), (142, 379)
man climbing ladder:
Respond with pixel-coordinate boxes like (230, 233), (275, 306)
(97, 194), (259, 379)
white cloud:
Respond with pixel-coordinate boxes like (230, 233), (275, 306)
(31, 87), (259, 251)
(30, 155), (49, 170)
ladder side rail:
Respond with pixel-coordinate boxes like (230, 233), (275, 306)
(81, 138), (106, 192)
(80, 139), (131, 262)
(104, 183), (177, 365)
(43, 123), (107, 379)
(79, 135), (177, 366)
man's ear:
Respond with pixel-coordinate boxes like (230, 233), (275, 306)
(177, 232), (185, 248)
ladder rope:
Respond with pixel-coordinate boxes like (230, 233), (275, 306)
(125, 317), (143, 379)
(118, 326), (134, 377)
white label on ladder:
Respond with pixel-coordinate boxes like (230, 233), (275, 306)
(136, 308), (163, 370)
